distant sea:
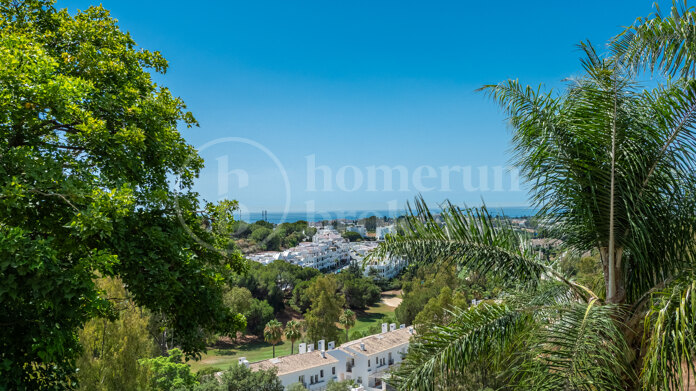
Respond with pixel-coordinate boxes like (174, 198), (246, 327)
(242, 206), (537, 224)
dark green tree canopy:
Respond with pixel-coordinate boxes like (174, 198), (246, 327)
(0, 1), (244, 388)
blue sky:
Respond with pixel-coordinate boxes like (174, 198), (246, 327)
(59, 0), (668, 214)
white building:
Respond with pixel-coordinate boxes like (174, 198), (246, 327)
(347, 225), (367, 238)
(249, 349), (340, 390)
(375, 225), (395, 241)
(246, 251), (281, 265)
(249, 325), (414, 391)
(363, 257), (407, 280)
(248, 228), (351, 272)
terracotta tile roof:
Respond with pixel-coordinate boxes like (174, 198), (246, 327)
(340, 328), (413, 356)
(249, 350), (338, 376)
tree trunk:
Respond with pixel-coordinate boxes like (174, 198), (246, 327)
(601, 246), (626, 304)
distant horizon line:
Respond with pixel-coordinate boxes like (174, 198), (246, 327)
(245, 204), (536, 214)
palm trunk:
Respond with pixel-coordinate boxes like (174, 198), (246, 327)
(601, 246), (626, 304)
(291, 341), (294, 355)
(273, 344), (276, 358)
(608, 75), (619, 304)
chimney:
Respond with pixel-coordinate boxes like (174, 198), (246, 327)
(328, 341), (335, 350)
(381, 323), (388, 333)
(408, 327), (414, 335)
(399, 324), (405, 329)
(389, 323), (396, 332)
(308, 343), (314, 352)
(298, 343), (307, 354)
(238, 357), (249, 368)
(360, 342), (366, 351)
(321, 350), (326, 358)
(318, 340), (325, 351)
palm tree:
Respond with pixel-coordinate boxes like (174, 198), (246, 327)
(263, 319), (283, 358)
(373, 35), (696, 390)
(284, 320), (302, 355)
(338, 309), (356, 341)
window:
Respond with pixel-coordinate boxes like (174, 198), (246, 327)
(320, 370), (324, 377)
(332, 367), (336, 375)
(368, 359), (371, 367)
(299, 375), (304, 384)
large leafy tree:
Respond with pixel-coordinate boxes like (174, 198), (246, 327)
(375, 20), (696, 391)
(304, 275), (345, 343)
(0, 1), (245, 388)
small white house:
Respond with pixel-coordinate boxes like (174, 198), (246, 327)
(249, 349), (340, 390)
(250, 325), (414, 390)
(347, 225), (368, 238)
(336, 325), (412, 389)
(375, 225), (395, 240)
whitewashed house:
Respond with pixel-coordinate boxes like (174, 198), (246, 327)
(336, 324), (412, 389)
(249, 325), (414, 391)
(375, 225), (395, 240)
(347, 225), (368, 238)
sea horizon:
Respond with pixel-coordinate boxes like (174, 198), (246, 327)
(241, 206), (538, 224)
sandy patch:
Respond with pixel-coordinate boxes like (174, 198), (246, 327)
(380, 290), (403, 308)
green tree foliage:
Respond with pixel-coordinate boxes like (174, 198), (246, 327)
(363, 216), (377, 232)
(250, 227), (272, 243)
(336, 271), (381, 310)
(232, 260), (320, 315)
(290, 280), (314, 313)
(413, 286), (469, 334)
(0, 2), (245, 387)
(223, 287), (254, 317)
(139, 348), (198, 391)
(235, 220), (315, 252)
(287, 383), (308, 391)
(304, 276), (345, 343)
(264, 319), (283, 358)
(395, 265), (459, 326)
(245, 299), (275, 337)
(284, 320), (302, 355)
(341, 231), (362, 242)
(204, 364), (283, 391)
(76, 277), (157, 390)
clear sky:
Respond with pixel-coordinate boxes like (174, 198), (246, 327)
(58, 0), (669, 215)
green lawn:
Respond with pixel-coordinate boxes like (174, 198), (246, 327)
(189, 303), (397, 373)
(189, 340), (291, 372)
(348, 303), (396, 337)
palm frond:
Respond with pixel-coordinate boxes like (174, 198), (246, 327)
(612, 1), (696, 78)
(641, 271), (696, 390)
(390, 302), (529, 391)
(516, 300), (631, 391)
(372, 196), (550, 291)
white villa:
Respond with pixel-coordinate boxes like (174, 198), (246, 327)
(347, 225), (368, 238)
(375, 225), (395, 240)
(247, 228), (406, 278)
(247, 228), (351, 272)
(248, 324), (415, 391)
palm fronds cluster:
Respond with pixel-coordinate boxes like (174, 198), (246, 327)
(374, 2), (696, 389)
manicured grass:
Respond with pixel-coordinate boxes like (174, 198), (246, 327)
(189, 340), (291, 372)
(189, 302), (397, 373)
(348, 303), (396, 337)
